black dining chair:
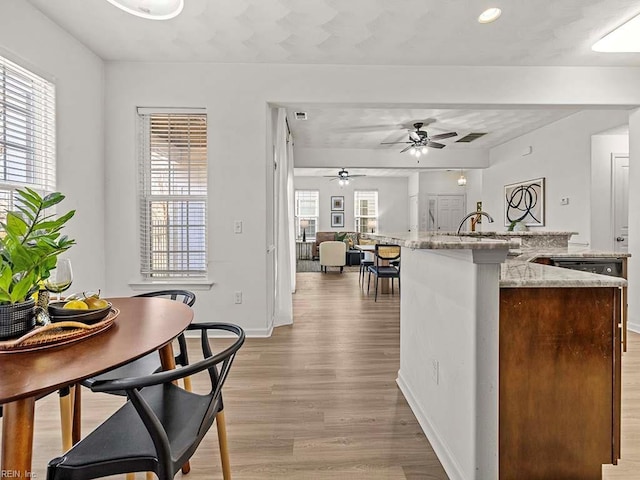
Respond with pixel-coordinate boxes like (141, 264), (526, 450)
(367, 244), (401, 302)
(359, 250), (374, 286)
(47, 322), (245, 480)
(80, 290), (196, 394)
(75, 291), (199, 478)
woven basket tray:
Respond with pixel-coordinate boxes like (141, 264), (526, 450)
(0, 308), (120, 353)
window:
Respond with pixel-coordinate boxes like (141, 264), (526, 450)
(294, 190), (319, 240)
(138, 109), (207, 278)
(354, 191), (378, 233)
(0, 55), (55, 221)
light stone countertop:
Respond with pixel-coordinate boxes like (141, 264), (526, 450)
(500, 260), (627, 288)
(363, 232), (517, 250)
(363, 232), (628, 289)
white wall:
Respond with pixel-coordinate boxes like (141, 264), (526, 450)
(294, 176), (409, 234)
(483, 110), (630, 245)
(591, 134), (629, 251)
(0, 0), (105, 292)
(104, 61), (640, 336)
(294, 147), (489, 169)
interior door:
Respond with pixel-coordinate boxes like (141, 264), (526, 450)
(613, 155), (629, 253)
(437, 195), (466, 232)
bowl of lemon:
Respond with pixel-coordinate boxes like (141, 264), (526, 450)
(48, 293), (112, 324)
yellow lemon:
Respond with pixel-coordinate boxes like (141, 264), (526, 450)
(64, 300), (89, 310)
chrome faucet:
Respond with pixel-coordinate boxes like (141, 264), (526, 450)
(456, 211), (494, 235)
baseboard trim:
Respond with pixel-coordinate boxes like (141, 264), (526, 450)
(397, 370), (467, 480)
(628, 321), (640, 334)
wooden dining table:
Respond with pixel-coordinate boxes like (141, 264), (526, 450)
(0, 296), (193, 475)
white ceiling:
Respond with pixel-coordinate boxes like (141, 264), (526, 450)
(26, 0), (640, 66)
(24, 0), (637, 175)
(285, 106), (582, 149)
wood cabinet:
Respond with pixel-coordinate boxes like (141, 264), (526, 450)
(499, 287), (622, 480)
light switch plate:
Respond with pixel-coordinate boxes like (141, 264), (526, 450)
(234, 220), (243, 234)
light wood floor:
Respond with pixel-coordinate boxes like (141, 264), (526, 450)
(5, 272), (640, 479)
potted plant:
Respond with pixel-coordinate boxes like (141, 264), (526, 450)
(0, 188), (75, 338)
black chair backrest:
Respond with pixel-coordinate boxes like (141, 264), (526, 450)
(134, 290), (196, 307)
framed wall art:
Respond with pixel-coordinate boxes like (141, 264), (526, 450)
(331, 196), (344, 211)
(504, 178), (545, 226)
(331, 212), (344, 228)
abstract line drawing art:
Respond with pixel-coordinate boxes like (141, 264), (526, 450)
(504, 178), (545, 226)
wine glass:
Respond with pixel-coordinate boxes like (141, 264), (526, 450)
(45, 258), (73, 301)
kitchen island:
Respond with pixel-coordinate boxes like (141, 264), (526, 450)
(366, 232), (627, 480)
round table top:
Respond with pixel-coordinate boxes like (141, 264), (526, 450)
(0, 297), (193, 404)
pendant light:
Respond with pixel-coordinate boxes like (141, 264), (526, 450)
(105, 0), (184, 20)
(457, 170), (467, 186)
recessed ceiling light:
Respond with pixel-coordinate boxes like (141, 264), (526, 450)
(478, 7), (502, 24)
(592, 13), (640, 52)
(105, 0), (184, 20)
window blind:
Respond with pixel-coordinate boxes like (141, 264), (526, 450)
(138, 111), (207, 278)
(0, 55), (56, 218)
(354, 190), (378, 233)
(294, 190), (319, 240)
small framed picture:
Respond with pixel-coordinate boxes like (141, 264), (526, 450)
(331, 196), (344, 211)
(331, 212), (344, 228)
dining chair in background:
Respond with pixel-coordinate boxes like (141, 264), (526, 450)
(47, 323), (245, 480)
(359, 251), (374, 285)
(367, 244), (401, 301)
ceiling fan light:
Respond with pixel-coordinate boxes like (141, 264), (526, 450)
(421, 146), (428, 155)
(345, 179), (350, 185)
(457, 171), (467, 186)
(105, 0), (184, 20)
(338, 179), (345, 186)
(478, 7), (502, 24)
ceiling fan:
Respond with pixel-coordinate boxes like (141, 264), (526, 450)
(381, 122), (457, 157)
(323, 168), (365, 186)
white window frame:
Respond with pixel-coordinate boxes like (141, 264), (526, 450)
(294, 190), (319, 241)
(137, 108), (208, 279)
(0, 54), (56, 220)
(354, 190), (378, 234)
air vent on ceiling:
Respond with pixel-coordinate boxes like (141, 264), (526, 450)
(294, 112), (308, 120)
(456, 132), (487, 143)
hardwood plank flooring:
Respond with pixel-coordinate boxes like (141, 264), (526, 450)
(3, 272), (640, 479)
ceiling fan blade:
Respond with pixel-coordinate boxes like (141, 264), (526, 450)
(400, 145), (414, 153)
(426, 141), (446, 149)
(323, 175), (338, 177)
(349, 175), (366, 178)
(380, 141), (411, 145)
(429, 132), (457, 141)
(409, 131), (421, 142)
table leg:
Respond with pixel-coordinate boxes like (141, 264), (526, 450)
(72, 384), (82, 444)
(1, 397), (35, 476)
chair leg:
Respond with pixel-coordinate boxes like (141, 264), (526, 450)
(374, 276), (379, 302)
(216, 410), (232, 480)
(340, 266), (343, 273)
(58, 388), (73, 452)
(391, 278), (394, 295)
(183, 375), (193, 392)
(367, 271), (371, 294)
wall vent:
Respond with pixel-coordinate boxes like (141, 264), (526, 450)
(295, 112), (308, 120)
(456, 132), (487, 143)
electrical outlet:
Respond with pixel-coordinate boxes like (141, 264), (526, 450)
(431, 359), (439, 385)
(234, 220), (243, 234)
(234, 291), (242, 304)
(561, 197), (570, 205)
